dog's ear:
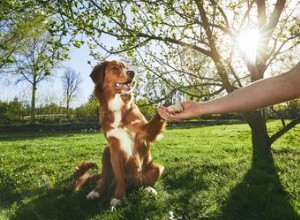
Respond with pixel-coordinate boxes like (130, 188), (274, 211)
(90, 61), (108, 86)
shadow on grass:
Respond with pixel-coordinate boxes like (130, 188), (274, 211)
(161, 168), (210, 219)
(8, 177), (167, 220)
(218, 148), (299, 220)
(8, 177), (114, 220)
(12, 190), (103, 220)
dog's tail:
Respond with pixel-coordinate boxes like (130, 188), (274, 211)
(72, 160), (101, 192)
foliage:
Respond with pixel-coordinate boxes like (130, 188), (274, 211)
(36, 103), (65, 115)
(0, 99), (97, 125)
(75, 95), (99, 122)
(0, 100), (70, 125)
(286, 99), (300, 118)
(0, 99), (29, 123)
(136, 98), (156, 120)
(0, 122), (299, 219)
(269, 98), (300, 120)
(0, 0), (33, 68)
(12, 14), (63, 76)
(44, 0), (300, 101)
(0, 0), (69, 71)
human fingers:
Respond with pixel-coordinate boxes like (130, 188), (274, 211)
(158, 106), (177, 121)
(157, 106), (170, 120)
(159, 106), (184, 121)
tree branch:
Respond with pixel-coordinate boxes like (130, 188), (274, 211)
(270, 114), (300, 144)
(194, 0), (234, 93)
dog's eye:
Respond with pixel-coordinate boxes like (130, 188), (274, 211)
(111, 66), (118, 71)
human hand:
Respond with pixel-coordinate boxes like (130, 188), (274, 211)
(158, 101), (201, 121)
(167, 104), (184, 114)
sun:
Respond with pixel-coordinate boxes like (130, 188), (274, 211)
(237, 29), (259, 61)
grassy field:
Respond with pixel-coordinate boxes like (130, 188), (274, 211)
(0, 121), (299, 220)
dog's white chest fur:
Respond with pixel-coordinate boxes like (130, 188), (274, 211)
(108, 93), (124, 112)
(106, 94), (134, 157)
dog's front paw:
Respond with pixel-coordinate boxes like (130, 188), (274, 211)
(167, 104), (183, 114)
(110, 198), (121, 208)
(86, 191), (100, 200)
(144, 186), (157, 196)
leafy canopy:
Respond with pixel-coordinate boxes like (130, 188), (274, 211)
(42, 0), (300, 102)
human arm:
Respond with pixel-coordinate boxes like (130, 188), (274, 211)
(158, 62), (300, 121)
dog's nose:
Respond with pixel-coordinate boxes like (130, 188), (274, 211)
(126, 70), (135, 77)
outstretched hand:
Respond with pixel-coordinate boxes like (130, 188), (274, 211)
(158, 101), (201, 121)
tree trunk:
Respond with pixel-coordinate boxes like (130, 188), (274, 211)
(245, 110), (271, 156)
(66, 95), (70, 119)
(30, 77), (37, 124)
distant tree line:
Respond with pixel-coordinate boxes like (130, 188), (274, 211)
(0, 96), (98, 125)
(0, 95), (164, 126)
(1, 96), (299, 127)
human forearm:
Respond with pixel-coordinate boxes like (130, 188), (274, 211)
(201, 63), (300, 115)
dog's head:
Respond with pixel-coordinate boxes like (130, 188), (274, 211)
(90, 60), (136, 95)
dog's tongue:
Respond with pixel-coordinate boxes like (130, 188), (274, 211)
(115, 83), (131, 91)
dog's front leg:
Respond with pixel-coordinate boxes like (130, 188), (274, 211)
(109, 137), (126, 207)
(143, 113), (166, 143)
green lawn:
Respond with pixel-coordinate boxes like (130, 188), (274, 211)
(0, 121), (299, 219)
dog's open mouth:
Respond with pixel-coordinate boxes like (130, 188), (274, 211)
(114, 80), (134, 91)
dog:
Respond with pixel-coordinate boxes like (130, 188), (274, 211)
(73, 60), (166, 208)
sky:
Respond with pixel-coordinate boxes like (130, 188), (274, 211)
(60, 43), (97, 105)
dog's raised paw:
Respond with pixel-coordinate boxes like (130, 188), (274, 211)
(167, 104), (183, 114)
(86, 191), (100, 200)
(144, 186), (157, 196)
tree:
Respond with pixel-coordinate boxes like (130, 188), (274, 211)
(61, 67), (82, 114)
(0, 0), (30, 69)
(9, 11), (67, 124)
(1, 1), (72, 123)
(50, 0), (300, 155)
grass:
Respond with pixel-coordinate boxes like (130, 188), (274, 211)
(0, 121), (299, 219)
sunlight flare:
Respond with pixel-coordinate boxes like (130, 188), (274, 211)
(237, 29), (259, 61)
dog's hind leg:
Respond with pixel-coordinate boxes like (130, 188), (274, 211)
(126, 161), (164, 191)
(141, 162), (164, 186)
(73, 160), (99, 192)
(87, 146), (113, 200)
(143, 162), (164, 196)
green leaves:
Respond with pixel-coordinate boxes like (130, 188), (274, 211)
(73, 40), (84, 48)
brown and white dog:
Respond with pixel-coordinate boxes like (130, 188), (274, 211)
(74, 60), (166, 208)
